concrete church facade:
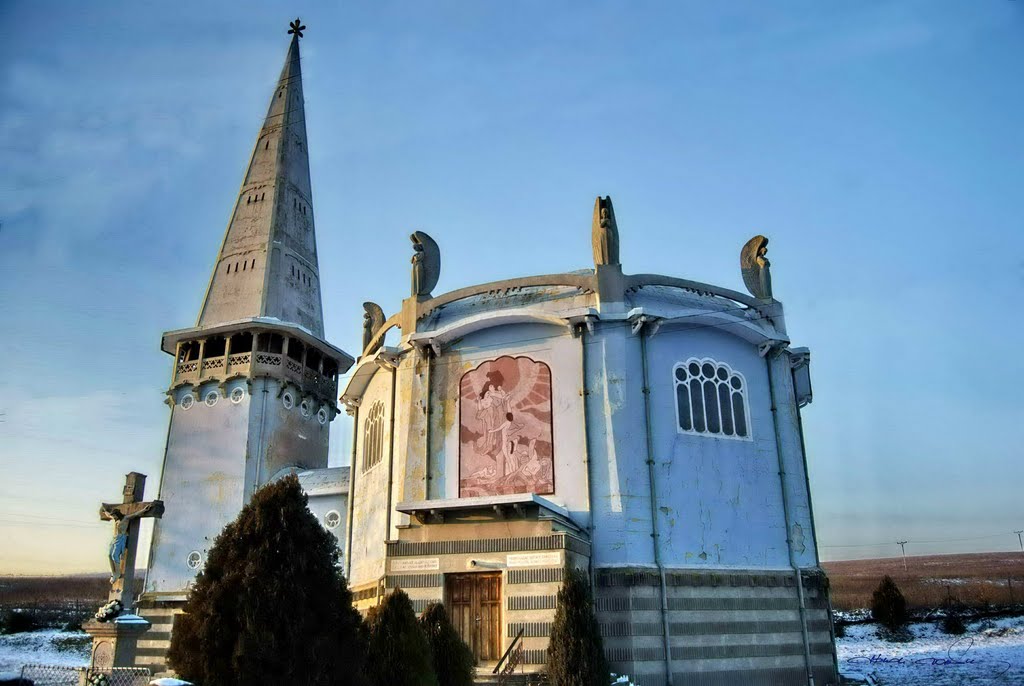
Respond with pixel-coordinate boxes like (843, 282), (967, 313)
(132, 24), (838, 686)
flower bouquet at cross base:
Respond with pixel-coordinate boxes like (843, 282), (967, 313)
(94, 599), (124, 623)
(86, 672), (111, 686)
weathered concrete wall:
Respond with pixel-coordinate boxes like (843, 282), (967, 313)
(145, 379), (251, 594)
(306, 491), (348, 563)
(249, 376), (330, 495)
(347, 368), (392, 588)
(646, 325), (791, 569)
(584, 322), (657, 567)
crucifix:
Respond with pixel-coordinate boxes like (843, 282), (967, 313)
(99, 472), (164, 606)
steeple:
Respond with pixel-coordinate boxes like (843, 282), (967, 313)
(197, 19), (325, 337)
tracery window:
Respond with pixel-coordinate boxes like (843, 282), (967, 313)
(674, 358), (750, 439)
(362, 400), (386, 472)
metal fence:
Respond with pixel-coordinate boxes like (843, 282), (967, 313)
(19, 664), (151, 686)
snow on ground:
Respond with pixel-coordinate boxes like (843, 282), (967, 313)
(0, 629), (89, 675)
(838, 616), (1024, 685)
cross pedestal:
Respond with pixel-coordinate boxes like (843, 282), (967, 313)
(83, 472), (164, 671)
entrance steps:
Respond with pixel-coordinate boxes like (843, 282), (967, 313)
(473, 669), (547, 686)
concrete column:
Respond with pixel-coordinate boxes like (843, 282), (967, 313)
(197, 338), (207, 379)
(225, 334), (234, 373)
(768, 350), (817, 567)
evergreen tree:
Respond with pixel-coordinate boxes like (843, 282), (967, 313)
(364, 589), (438, 686)
(166, 475), (366, 686)
(871, 575), (909, 631)
(547, 569), (610, 686)
(419, 603), (475, 686)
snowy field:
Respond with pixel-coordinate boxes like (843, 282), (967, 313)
(0, 629), (89, 677)
(838, 616), (1024, 685)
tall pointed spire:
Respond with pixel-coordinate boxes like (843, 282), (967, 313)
(197, 19), (325, 337)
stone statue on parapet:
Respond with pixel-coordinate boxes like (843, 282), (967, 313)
(410, 231), (441, 297)
(362, 301), (386, 355)
(740, 235), (773, 301)
(592, 196), (620, 267)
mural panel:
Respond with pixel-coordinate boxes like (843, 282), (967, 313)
(459, 356), (554, 497)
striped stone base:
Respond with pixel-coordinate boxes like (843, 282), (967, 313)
(594, 567), (839, 686)
(135, 598), (185, 676)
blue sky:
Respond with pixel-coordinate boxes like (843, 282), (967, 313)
(0, 1), (1021, 574)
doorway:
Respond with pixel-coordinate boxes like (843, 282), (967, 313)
(445, 572), (502, 663)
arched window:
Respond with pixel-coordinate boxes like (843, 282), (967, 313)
(362, 400), (386, 472)
(674, 358), (750, 439)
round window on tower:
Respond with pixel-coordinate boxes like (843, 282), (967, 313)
(180, 393), (195, 410)
(230, 387), (245, 404)
(300, 399), (312, 418)
(186, 551), (203, 570)
(324, 510), (341, 529)
(282, 391), (294, 410)
(205, 390), (219, 407)
(317, 407), (329, 425)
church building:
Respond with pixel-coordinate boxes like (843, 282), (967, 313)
(133, 23), (838, 686)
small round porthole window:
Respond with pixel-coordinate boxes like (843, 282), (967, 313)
(282, 391), (294, 410)
(180, 394), (195, 410)
(204, 390), (219, 407)
(317, 407), (329, 425)
(186, 551), (203, 570)
(230, 387), (245, 404)
(300, 400), (312, 418)
(324, 510), (341, 529)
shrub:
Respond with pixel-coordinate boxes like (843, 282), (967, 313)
(871, 576), (908, 631)
(419, 603), (475, 686)
(547, 569), (609, 686)
(833, 619), (846, 639)
(0, 609), (38, 634)
(166, 475), (366, 686)
(941, 593), (967, 635)
(941, 613), (966, 635)
(365, 589), (438, 686)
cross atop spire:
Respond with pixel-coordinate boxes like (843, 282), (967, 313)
(288, 18), (305, 39)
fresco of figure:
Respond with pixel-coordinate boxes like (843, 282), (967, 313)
(592, 195), (620, 266)
(740, 235), (773, 301)
(459, 356), (554, 497)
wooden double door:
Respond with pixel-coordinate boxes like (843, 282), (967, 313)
(446, 572), (502, 663)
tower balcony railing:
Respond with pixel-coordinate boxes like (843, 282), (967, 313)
(174, 350), (337, 400)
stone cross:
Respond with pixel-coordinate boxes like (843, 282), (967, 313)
(99, 472), (164, 606)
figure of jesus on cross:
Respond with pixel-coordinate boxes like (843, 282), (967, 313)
(99, 472), (164, 605)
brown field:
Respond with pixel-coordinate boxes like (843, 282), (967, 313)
(824, 551), (1024, 612)
(0, 574), (108, 608)
(0, 574), (142, 628)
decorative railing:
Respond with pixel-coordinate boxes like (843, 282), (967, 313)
(255, 352), (282, 366)
(172, 349), (336, 402)
(494, 627), (525, 684)
(228, 352), (251, 366)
